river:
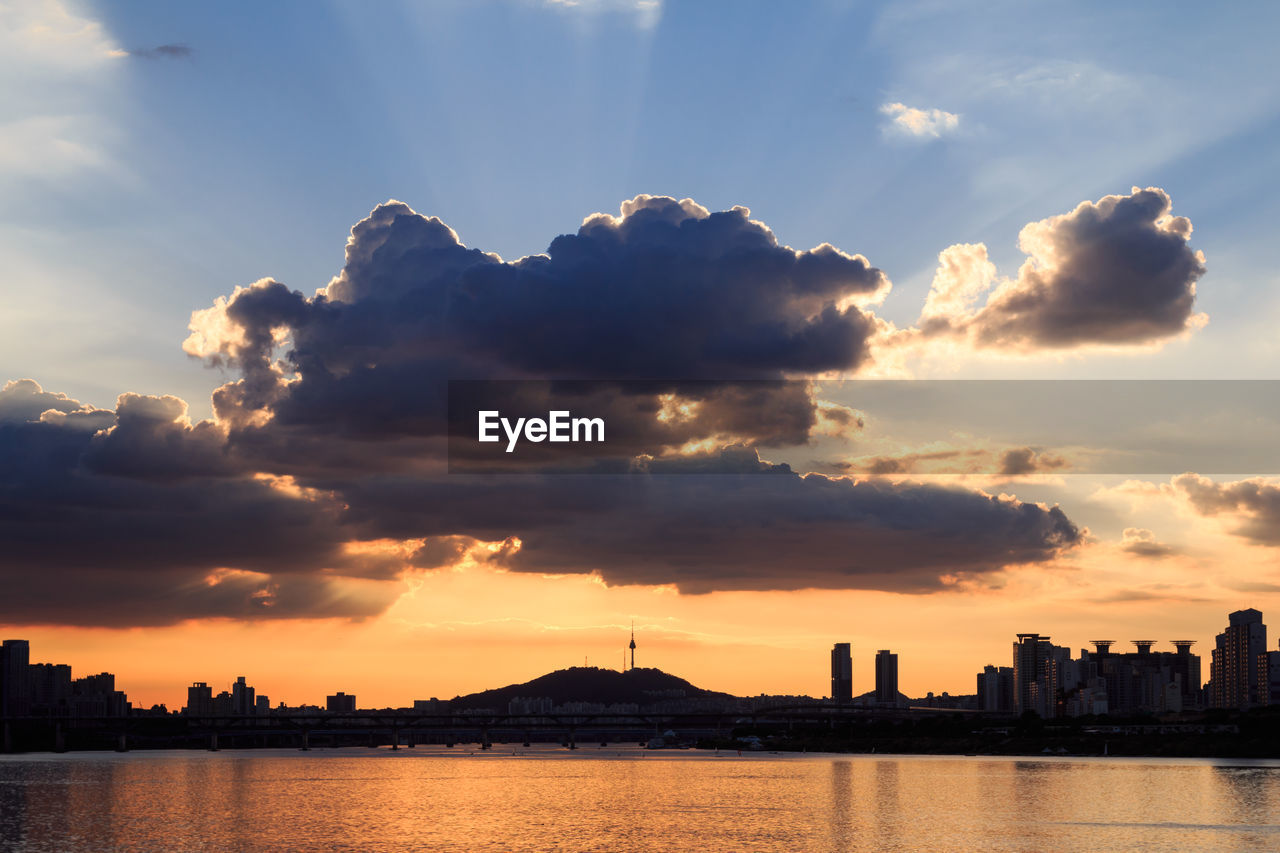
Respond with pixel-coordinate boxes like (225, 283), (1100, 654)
(1, 747), (1277, 851)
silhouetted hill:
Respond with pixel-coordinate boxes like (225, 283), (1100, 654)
(449, 667), (732, 710)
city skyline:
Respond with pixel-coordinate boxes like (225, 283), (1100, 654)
(5, 607), (1277, 715)
(4, 1), (1280, 713)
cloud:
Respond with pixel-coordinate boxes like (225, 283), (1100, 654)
(837, 443), (1069, 477)
(0, 0), (122, 71)
(335, 447), (1083, 594)
(0, 0), (123, 190)
(999, 447), (1066, 477)
(1, 196), (1129, 625)
(879, 102), (960, 139)
(1119, 527), (1175, 559)
(1166, 473), (1280, 547)
(123, 44), (191, 60)
(543, 0), (662, 29)
(184, 196), (891, 462)
(917, 187), (1207, 349)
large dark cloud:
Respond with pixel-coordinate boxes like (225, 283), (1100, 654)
(2, 197), (1098, 626)
(0, 383), (407, 626)
(185, 196), (889, 456)
(918, 187), (1206, 348)
(330, 447), (1082, 593)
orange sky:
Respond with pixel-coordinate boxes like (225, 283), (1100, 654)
(11, 521), (1278, 710)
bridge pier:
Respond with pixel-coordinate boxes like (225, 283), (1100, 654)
(3, 721), (11, 753)
(208, 732), (219, 751)
(54, 722), (66, 753)
(299, 729), (310, 751)
(115, 733), (128, 752)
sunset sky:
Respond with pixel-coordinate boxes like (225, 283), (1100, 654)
(4, 0), (1280, 710)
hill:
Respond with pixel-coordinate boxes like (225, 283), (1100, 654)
(449, 667), (732, 710)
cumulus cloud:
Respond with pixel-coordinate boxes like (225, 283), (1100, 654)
(184, 196), (891, 465)
(0, 196), (1102, 625)
(879, 102), (960, 139)
(1166, 473), (1280, 547)
(917, 187), (1207, 349)
(35, 189), (1232, 623)
(0, 385), (424, 626)
(1120, 527), (1175, 559)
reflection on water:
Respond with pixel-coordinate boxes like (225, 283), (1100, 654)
(1, 749), (1278, 852)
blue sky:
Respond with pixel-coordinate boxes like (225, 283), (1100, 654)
(5, 0), (1280, 417)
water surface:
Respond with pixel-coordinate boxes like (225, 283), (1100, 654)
(1, 747), (1277, 852)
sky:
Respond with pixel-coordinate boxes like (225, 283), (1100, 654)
(3, 0), (1280, 709)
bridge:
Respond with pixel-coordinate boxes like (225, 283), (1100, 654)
(1, 704), (984, 753)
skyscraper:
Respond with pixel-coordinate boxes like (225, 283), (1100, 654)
(0, 639), (31, 717)
(1012, 633), (1068, 717)
(830, 643), (852, 702)
(875, 650), (898, 707)
(1210, 608), (1267, 709)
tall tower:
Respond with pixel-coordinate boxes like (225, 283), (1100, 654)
(875, 650), (899, 707)
(831, 643), (852, 702)
(629, 621), (636, 671)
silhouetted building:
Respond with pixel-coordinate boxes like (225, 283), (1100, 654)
(1012, 633), (1069, 717)
(1259, 642), (1280, 707)
(327, 692), (356, 713)
(830, 643), (852, 702)
(976, 665), (1014, 712)
(875, 650), (899, 707)
(255, 695), (270, 715)
(232, 676), (255, 715)
(72, 673), (128, 717)
(1, 639), (32, 717)
(186, 682), (214, 716)
(30, 663), (72, 716)
(1210, 609), (1267, 709)
(1080, 640), (1198, 715)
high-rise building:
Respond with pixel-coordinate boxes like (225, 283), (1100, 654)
(1209, 609), (1267, 709)
(976, 665), (1015, 712)
(1261, 646), (1280, 707)
(71, 673), (128, 717)
(30, 663), (72, 715)
(875, 650), (899, 707)
(1012, 633), (1069, 717)
(830, 643), (852, 702)
(186, 682), (214, 716)
(232, 676), (255, 715)
(1, 639), (32, 717)
(327, 692), (356, 713)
